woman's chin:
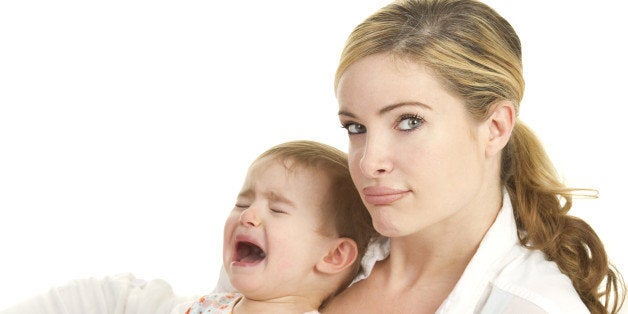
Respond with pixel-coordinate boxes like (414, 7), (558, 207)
(372, 219), (402, 237)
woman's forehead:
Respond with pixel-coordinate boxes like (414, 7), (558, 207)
(337, 54), (464, 117)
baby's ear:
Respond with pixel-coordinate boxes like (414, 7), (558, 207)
(316, 238), (358, 275)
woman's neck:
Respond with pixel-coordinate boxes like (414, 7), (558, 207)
(385, 186), (503, 289)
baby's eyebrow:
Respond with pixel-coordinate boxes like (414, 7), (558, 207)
(266, 191), (296, 208)
(237, 190), (296, 208)
(236, 189), (254, 200)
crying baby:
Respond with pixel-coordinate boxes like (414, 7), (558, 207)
(186, 140), (375, 314)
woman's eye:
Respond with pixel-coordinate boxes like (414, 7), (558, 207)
(397, 115), (424, 131)
(343, 123), (366, 134)
(235, 204), (249, 210)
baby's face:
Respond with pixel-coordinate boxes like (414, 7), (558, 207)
(223, 157), (336, 299)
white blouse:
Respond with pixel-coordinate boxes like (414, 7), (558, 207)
(432, 192), (588, 313)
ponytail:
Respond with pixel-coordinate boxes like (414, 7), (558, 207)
(502, 121), (625, 313)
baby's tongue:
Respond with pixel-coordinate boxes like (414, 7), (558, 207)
(238, 243), (266, 262)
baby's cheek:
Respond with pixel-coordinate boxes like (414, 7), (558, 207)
(223, 214), (239, 235)
(272, 243), (306, 269)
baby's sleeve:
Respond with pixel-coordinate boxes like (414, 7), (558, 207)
(0, 273), (196, 314)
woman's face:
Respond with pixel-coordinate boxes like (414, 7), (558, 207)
(336, 53), (492, 238)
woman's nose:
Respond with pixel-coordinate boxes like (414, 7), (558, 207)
(239, 207), (261, 227)
(359, 135), (393, 177)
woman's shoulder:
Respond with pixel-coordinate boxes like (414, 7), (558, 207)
(485, 246), (589, 313)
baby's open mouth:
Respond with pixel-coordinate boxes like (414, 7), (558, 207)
(235, 241), (266, 263)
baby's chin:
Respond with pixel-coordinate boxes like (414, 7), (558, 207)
(228, 277), (279, 301)
(226, 268), (269, 294)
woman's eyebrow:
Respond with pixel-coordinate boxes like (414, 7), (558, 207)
(338, 101), (432, 118)
(378, 102), (432, 115)
(338, 109), (356, 118)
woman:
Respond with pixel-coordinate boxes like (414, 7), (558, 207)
(323, 0), (625, 313)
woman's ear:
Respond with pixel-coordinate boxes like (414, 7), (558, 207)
(316, 238), (358, 275)
(485, 100), (515, 157)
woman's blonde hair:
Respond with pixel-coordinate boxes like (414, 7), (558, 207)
(335, 0), (625, 312)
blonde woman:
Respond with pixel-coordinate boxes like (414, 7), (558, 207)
(321, 0), (625, 313)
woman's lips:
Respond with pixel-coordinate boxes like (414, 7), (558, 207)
(363, 186), (409, 205)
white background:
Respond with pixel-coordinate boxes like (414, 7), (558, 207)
(1, 1), (626, 311)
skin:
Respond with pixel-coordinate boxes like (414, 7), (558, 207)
(223, 157), (350, 313)
(324, 53), (514, 313)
